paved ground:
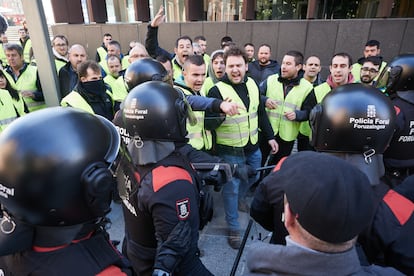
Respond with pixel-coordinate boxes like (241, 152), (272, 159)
(107, 188), (271, 276)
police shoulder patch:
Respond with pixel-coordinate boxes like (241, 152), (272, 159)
(176, 198), (190, 220)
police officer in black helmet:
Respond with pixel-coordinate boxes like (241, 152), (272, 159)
(124, 57), (172, 90)
(251, 83), (396, 245)
(115, 58), (235, 191)
(0, 107), (133, 275)
(251, 83), (414, 274)
(117, 81), (213, 276)
(356, 54), (414, 275)
(377, 54), (414, 187)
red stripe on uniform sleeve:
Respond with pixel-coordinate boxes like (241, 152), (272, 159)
(96, 265), (127, 276)
(394, 105), (400, 116)
(272, 156), (288, 172)
(152, 166), (193, 192)
(383, 190), (414, 225)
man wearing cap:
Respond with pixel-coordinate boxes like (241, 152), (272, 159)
(245, 151), (403, 275)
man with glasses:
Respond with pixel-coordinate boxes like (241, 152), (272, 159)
(51, 35), (69, 72)
(359, 56), (381, 87)
(352, 39), (387, 83)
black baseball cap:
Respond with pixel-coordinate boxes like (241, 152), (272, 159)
(278, 151), (375, 243)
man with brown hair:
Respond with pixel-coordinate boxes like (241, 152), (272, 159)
(61, 60), (114, 120)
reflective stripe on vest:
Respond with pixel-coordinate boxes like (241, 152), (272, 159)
(265, 75), (313, 141)
(215, 78), (259, 147)
(314, 82), (332, 103)
(180, 86), (212, 150)
(4, 65), (46, 112)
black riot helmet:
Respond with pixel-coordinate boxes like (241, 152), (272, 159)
(122, 81), (188, 142)
(0, 107), (120, 227)
(377, 54), (414, 96)
(310, 83), (396, 155)
(124, 58), (170, 91)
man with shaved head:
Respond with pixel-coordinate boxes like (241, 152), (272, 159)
(127, 43), (149, 64)
(58, 44), (87, 99)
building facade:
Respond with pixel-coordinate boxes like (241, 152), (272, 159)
(49, 0), (414, 24)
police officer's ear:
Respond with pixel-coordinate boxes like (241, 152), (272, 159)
(81, 162), (115, 217)
(309, 103), (323, 148)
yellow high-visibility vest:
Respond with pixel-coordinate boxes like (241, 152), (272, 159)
(265, 74), (313, 141)
(215, 78), (259, 147)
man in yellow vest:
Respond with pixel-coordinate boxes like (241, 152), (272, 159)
(145, 6), (192, 81)
(61, 60), (115, 120)
(303, 55), (323, 87)
(207, 46), (278, 249)
(314, 52), (354, 104)
(18, 28), (32, 63)
(175, 55), (243, 151)
(3, 44), (45, 112)
(260, 51), (315, 165)
(99, 40), (129, 77)
(296, 55), (324, 151)
(103, 55), (127, 109)
(51, 35), (69, 72)
(351, 39), (387, 83)
(194, 35), (210, 69)
(95, 33), (112, 63)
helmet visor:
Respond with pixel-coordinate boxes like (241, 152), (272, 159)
(376, 65), (402, 95)
(375, 66), (390, 91)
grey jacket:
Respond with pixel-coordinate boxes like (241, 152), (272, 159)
(244, 237), (403, 276)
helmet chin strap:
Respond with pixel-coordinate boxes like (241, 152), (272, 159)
(330, 152), (385, 186)
(33, 219), (105, 248)
(128, 139), (175, 166)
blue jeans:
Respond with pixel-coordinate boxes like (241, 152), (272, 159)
(218, 147), (261, 231)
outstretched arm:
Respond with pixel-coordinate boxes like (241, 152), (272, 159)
(145, 6), (173, 59)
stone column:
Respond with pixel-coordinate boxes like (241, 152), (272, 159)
(242, 0), (255, 20)
(51, 0), (84, 24)
(133, 0), (150, 22)
(87, 0), (108, 23)
(185, 0), (204, 21)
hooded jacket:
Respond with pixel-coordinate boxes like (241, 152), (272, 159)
(248, 60), (280, 86)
